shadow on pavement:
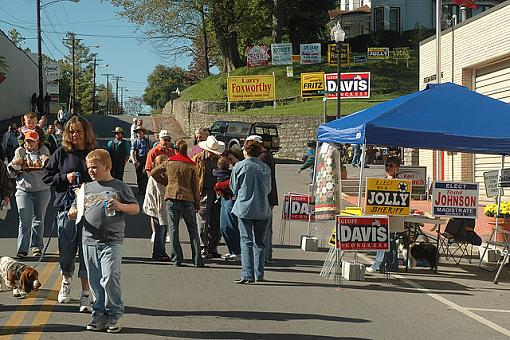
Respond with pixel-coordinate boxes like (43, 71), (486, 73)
(125, 307), (370, 324)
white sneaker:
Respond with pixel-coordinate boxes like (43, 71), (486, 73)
(221, 253), (231, 259)
(107, 318), (122, 333)
(57, 278), (72, 303)
(151, 232), (155, 243)
(86, 314), (107, 331)
(165, 233), (170, 243)
(79, 292), (91, 313)
(226, 254), (240, 261)
(365, 266), (376, 273)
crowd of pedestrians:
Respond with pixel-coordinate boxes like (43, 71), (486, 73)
(0, 115), (279, 332)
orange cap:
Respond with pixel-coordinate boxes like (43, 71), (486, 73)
(24, 130), (39, 141)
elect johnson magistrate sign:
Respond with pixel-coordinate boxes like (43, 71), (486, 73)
(432, 182), (479, 218)
(227, 75), (276, 102)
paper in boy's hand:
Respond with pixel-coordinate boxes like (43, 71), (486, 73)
(0, 200), (11, 220)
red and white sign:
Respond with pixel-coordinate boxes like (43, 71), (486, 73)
(282, 193), (313, 221)
(336, 215), (389, 251)
(246, 45), (269, 67)
(325, 72), (370, 99)
(432, 181), (479, 218)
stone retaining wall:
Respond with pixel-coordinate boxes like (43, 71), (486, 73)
(163, 99), (320, 160)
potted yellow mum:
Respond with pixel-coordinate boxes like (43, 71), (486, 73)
(484, 201), (510, 241)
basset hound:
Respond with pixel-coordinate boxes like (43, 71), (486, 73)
(0, 256), (41, 298)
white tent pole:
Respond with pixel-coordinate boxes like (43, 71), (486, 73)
(357, 143), (367, 207)
(307, 142), (321, 236)
(495, 155), (505, 238)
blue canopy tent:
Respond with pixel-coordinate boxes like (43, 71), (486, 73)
(317, 82), (510, 155)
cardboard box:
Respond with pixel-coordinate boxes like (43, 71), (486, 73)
(341, 261), (366, 281)
(301, 236), (319, 252)
(478, 246), (500, 263)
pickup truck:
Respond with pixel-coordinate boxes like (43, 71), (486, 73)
(209, 120), (281, 153)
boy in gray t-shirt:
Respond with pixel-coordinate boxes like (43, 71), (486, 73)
(69, 149), (139, 333)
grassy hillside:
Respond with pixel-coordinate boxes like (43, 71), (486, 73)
(180, 51), (418, 102)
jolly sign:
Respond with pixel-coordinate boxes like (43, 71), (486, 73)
(365, 178), (412, 216)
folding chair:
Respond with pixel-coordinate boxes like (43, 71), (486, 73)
(438, 218), (478, 265)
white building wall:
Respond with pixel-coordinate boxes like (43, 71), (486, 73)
(419, 1), (510, 202)
(0, 30), (39, 121)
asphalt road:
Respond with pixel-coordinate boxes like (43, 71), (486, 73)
(1, 114), (509, 339)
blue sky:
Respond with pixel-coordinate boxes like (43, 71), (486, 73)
(0, 0), (191, 109)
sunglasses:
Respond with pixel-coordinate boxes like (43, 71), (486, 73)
(163, 138), (171, 142)
(385, 164), (396, 168)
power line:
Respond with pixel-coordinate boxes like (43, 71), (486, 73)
(42, 31), (66, 57)
(0, 4), (32, 23)
(61, 2), (74, 33)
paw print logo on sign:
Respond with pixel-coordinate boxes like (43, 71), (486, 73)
(398, 182), (408, 192)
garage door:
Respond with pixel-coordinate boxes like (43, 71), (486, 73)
(474, 58), (510, 203)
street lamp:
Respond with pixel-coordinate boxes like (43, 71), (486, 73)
(36, 0), (80, 114)
(330, 21), (345, 120)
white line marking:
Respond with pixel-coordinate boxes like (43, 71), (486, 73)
(466, 308), (510, 313)
(358, 254), (510, 337)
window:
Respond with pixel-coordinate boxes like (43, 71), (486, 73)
(210, 121), (227, 134)
(389, 7), (400, 32)
(374, 7), (384, 31)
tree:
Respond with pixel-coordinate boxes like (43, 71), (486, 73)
(110, 0), (212, 75)
(143, 65), (191, 109)
(125, 96), (145, 116)
(8, 29), (25, 49)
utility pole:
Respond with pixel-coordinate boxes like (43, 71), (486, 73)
(63, 35), (82, 113)
(92, 56), (97, 115)
(36, 0), (43, 114)
(113, 76), (124, 115)
(102, 73), (114, 115)
(120, 87), (128, 115)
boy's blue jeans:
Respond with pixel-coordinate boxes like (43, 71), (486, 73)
(82, 242), (124, 321)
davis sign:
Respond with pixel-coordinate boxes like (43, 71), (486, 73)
(325, 72), (370, 99)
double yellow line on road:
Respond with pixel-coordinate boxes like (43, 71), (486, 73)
(1, 259), (60, 339)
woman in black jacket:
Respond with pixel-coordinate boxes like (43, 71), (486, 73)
(43, 116), (96, 312)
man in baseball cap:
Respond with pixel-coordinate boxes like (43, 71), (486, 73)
(145, 129), (175, 173)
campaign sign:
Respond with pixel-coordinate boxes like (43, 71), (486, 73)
(227, 75), (275, 102)
(353, 55), (367, 63)
(246, 45), (269, 67)
(271, 43), (292, 65)
(365, 178), (412, 216)
(325, 72), (370, 99)
(301, 72), (325, 98)
(397, 166), (426, 195)
(282, 194), (313, 221)
(327, 43), (350, 66)
(497, 168), (510, 188)
(367, 47), (390, 60)
(300, 43), (321, 65)
(483, 170), (501, 198)
(336, 216), (390, 251)
(393, 47), (410, 60)
(432, 182), (479, 218)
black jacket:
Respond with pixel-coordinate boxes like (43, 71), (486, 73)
(259, 151), (278, 206)
(43, 146), (91, 208)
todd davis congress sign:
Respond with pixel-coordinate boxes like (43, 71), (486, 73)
(336, 216), (390, 251)
(325, 72), (370, 99)
(271, 43), (292, 65)
(300, 72), (325, 98)
(227, 75), (275, 102)
(365, 178), (412, 216)
(432, 182), (479, 218)
(282, 193), (313, 221)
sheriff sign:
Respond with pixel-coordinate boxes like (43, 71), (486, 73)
(365, 178), (412, 216)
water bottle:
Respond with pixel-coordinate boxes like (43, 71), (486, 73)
(104, 191), (116, 217)
(73, 172), (81, 188)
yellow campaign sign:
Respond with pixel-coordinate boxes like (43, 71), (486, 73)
(227, 75), (276, 102)
(367, 47), (390, 60)
(301, 72), (325, 98)
(393, 47), (410, 60)
(365, 178), (412, 216)
(327, 43), (350, 66)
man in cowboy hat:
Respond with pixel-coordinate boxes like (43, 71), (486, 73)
(107, 127), (131, 181)
(192, 135), (225, 258)
(145, 130), (175, 173)
(130, 126), (151, 194)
